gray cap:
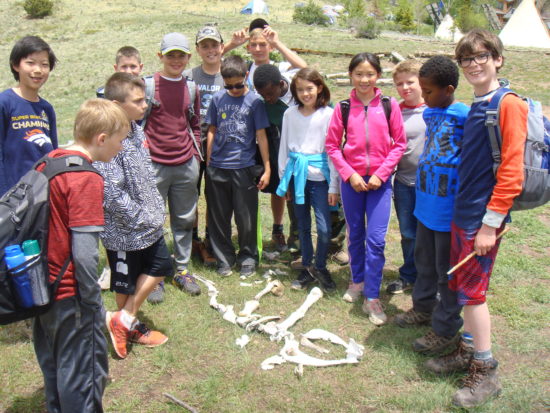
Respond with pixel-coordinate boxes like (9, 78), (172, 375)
(196, 23), (223, 45)
(160, 32), (190, 55)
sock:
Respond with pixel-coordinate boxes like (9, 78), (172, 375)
(130, 318), (139, 330)
(462, 332), (474, 346)
(120, 310), (136, 330)
(474, 349), (493, 361)
(192, 227), (199, 241)
(272, 224), (283, 234)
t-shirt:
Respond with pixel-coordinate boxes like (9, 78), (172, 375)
(42, 149), (104, 301)
(0, 88), (57, 195)
(395, 103), (427, 186)
(205, 90), (269, 169)
(414, 102), (469, 232)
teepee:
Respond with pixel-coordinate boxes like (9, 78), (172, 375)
(499, 0), (550, 48)
(435, 14), (464, 42)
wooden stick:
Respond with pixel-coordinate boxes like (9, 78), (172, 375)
(163, 393), (199, 413)
(447, 227), (510, 275)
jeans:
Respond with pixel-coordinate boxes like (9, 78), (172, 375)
(293, 180), (331, 270)
(393, 179), (418, 284)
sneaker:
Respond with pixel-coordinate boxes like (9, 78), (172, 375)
(425, 339), (474, 375)
(129, 322), (168, 348)
(147, 281), (165, 304)
(172, 269), (201, 296)
(271, 232), (288, 252)
(413, 329), (460, 355)
(98, 266), (111, 290)
(452, 358), (501, 408)
(193, 239), (217, 267)
(309, 267), (337, 293)
(240, 264), (255, 278)
(362, 299), (387, 325)
(287, 234), (300, 253)
(106, 311), (130, 359)
(386, 279), (413, 294)
(342, 282), (363, 303)
(291, 269), (315, 290)
(217, 265), (232, 277)
(290, 257), (305, 270)
(394, 308), (431, 328)
(332, 249), (349, 266)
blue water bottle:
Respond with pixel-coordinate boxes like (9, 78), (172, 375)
(4, 245), (35, 308)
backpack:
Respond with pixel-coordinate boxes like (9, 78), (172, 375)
(339, 96), (392, 149)
(485, 88), (550, 211)
(0, 155), (100, 325)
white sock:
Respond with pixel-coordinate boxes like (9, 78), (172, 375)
(119, 310), (136, 330)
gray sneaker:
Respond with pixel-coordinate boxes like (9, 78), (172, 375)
(147, 281), (165, 304)
(172, 269), (201, 296)
(452, 358), (501, 408)
(240, 264), (255, 278)
(217, 265), (232, 277)
(394, 308), (431, 328)
(425, 339), (474, 374)
(413, 330), (460, 355)
(386, 279), (413, 294)
(362, 298), (387, 325)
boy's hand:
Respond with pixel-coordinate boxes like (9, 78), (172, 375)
(257, 170), (271, 190)
(367, 175), (382, 191)
(231, 28), (249, 47)
(284, 191), (292, 202)
(474, 224), (497, 256)
(262, 27), (280, 48)
(328, 193), (339, 206)
(349, 173), (368, 192)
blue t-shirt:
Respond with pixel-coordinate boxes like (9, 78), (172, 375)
(414, 102), (469, 231)
(205, 90), (269, 169)
(0, 88), (57, 195)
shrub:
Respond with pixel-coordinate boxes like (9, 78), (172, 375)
(23, 0), (53, 18)
(293, 0), (330, 26)
(342, 0), (366, 19)
(395, 1), (416, 32)
(355, 17), (382, 39)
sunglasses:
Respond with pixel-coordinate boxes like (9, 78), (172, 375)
(224, 83), (246, 90)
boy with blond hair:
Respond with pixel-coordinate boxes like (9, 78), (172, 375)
(33, 98), (129, 412)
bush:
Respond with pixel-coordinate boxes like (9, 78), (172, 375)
(355, 17), (382, 39)
(293, 0), (330, 26)
(342, 0), (366, 19)
(394, 1), (416, 32)
(23, 0), (53, 18)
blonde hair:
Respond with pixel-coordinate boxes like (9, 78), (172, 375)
(248, 28), (267, 41)
(393, 59), (422, 80)
(73, 99), (129, 144)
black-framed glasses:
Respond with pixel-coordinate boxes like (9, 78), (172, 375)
(224, 83), (245, 90)
(457, 53), (491, 68)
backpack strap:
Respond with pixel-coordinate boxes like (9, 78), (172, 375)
(381, 95), (392, 125)
(339, 99), (351, 149)
(38, 155), (100, 180)
(141, 75), (158, 129)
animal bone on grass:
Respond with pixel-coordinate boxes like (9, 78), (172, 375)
(300, 336), (330, 354)
(280, 337), (361, 367)
(274, 287), (323, 339)
(239, 280), (284, 317)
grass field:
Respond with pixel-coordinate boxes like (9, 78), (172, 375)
(0, 1), (549, 412)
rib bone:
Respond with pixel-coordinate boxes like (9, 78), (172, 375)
(300, 336), (330, 354)
(275, 287), (323, 336)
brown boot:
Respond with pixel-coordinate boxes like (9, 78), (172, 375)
(413, 329), (460, 355)
(394, 308), (431, 328)
(452, 358), (502, 408)
(424, 339), (474, 374)
(197, 240), (216, 267)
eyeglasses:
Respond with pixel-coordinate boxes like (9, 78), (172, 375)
(457, 53), (491, 68)
(224, 83), (245, 90)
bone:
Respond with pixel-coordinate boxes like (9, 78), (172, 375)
(280, 338), (361, 367)
(236, 314), (260, 328)
(260, 355), (285, 370)
(276, 287), (323, 334)
(294, 363), (304, 377)
(245, 316), (281, 332)
(222, 305), (237, 324)
(239, 300), (260, 317)
(235, 335), (250, 348)
(300, 336), (330, 354)
(302, 329), (348, 347)
(254, 279), (284, 300)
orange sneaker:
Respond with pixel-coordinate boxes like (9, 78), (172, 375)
(129, 323), (168, 348)
(106, 311), (130, 359)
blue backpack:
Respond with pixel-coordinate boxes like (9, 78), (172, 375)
(485, 88), (550, 211)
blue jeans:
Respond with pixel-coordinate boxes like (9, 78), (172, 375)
(293, 180), (331, 270)
(393, 180), (418, 284)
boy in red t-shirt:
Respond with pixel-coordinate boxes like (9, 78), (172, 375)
(32, 99), (129, 412)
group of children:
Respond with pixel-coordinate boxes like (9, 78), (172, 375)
(0, 22), (528, 410)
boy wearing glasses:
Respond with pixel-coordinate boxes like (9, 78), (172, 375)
(204, 55), (270, 278)
(425, 29), (527, 408)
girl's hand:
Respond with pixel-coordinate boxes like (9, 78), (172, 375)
(349, 173), (368, 192)
(367, 175), (382, 191)
(474, 224), (497, 256)
(328, 193), (339, 206)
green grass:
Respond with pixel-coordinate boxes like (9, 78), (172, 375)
(0, 1), (549, 412)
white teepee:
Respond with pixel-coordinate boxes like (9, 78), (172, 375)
(499, 0), (550, 49)
(435, 14), (464, 42)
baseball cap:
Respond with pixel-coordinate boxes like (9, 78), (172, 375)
(196, 23), (223, 45)
(160, 33), (190, 55)
(249, 18), (269, 32)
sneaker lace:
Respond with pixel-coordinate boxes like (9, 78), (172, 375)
(135, 323), (151, 337)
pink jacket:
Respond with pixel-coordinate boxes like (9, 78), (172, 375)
(325, 88), (406, 183)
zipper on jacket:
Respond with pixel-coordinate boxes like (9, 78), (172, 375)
(364, 106), (370, 174)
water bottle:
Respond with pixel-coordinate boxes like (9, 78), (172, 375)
(4, 245), (35, 308)
(22, 240), (49, 306)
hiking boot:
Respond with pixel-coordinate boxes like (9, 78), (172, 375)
(129, 322), (168, 348)
(342, 282), (363, 303)
(413, 330), (460, 355)
(425, 339), (475, 375)
(106, 311), (130, 359)
(452, 358), (502, 408)
(386, 279), (413, 294)
(287, 234), (300, 253)
(291, 269), (315, 290)
(271, 233), (288, 252)
(193, 239), (217, 267)
(240, 264), (255, 278)
(217, 265), (232, 277)
(147, 281), (165, 304)
(362, 299), (387, 326)
(290, 257), (305, 270)
(172, 269), (201, 296)
(310, 267), (337, 293)
(394, 308), (431, 328)
(332, 249), (349, 266)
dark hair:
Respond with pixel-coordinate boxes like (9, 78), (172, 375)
(104, 72), (145, 102)
(348, 52), (382, 75)
(249, 18), (269, 32)
(455, 28), (504, 66)
(290, 68), (330, 109)
(221, 55), (248, 78)
(419, 55), (459, 89)
(115, 46), (141, 64)
(253, 64), (282, 90)
(10, 36), (57, 81)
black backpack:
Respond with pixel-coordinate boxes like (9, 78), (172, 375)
(0, 154), (100, 325)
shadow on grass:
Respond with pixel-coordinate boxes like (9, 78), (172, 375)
(5, 388), (46, 413)
(0, 321), (33, 344)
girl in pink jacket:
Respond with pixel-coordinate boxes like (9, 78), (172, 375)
(325, 52), (406, 325)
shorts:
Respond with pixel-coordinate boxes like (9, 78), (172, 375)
(106, 236), (174, 295)
(448, 222), (504, 305)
